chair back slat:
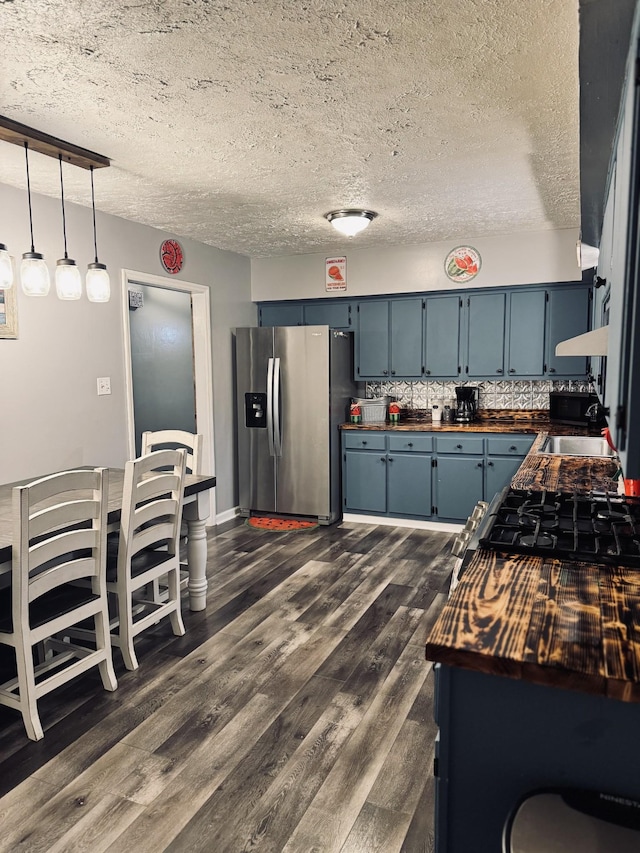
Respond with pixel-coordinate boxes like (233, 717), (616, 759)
(141, 430), (203, 475)
(135, 472), (182, 505)
(29, 556), (100, 601)
(20, 468), (103, 505)
(28, 499), (99, 540)
(29, 528), (99, 577)
(131, 522), (176, 555)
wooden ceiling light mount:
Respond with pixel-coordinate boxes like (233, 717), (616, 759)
(0, 115), (110, 170)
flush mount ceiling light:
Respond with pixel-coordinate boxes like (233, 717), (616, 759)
(324, 209), (378, 237)
(55, 155), (82, 300)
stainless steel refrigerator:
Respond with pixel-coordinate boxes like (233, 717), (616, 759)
(235, 326), (355, 524)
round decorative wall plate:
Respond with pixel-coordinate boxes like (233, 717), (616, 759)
(160, 239), (184, 275)
(444, 246), (481, 283)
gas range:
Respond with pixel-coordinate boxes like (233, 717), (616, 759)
(479, 487), (640, 567)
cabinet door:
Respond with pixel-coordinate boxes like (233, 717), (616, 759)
(545, 288), (590, 377)
(304, 301), (352, 329)
(389, 299), (424, 378)
(436, 456), (484, 520)
(485, 456), (524, 501)
(259, 303), (304, 327)
(356, 300), (390, 378)
(344, 451), (387, 513)
(465, 292), (506, 378)
(387, 454), (432, 517)
(507, 290), (546, 376)
(425, 295), (462, 378)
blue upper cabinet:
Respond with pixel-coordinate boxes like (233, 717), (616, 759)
(465, 292), (507, 378)
(356, 300), (390, 378)
(507, 289), (546, 376)
(303, 301), (353, 329)
(389, 298), (424, 378)
(545, 286), (591, 377)
(259, 303), (304, 327)
(425, 295), (462, 378)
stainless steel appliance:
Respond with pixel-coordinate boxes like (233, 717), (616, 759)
(549, 390), (602, 427)
(454, 386), (478, 423)
(235, 326), (355, 524)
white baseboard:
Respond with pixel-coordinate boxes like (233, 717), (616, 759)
(214, 506), (241, 526)
(342, 513), (463, 533)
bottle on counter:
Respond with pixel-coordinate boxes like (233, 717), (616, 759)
(350, 402), (362, 424)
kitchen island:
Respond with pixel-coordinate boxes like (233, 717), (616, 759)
(424, 437), (640, 851)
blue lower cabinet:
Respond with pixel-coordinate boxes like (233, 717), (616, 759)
(343, 450), (387, 513)
(387, 454), (432, 517)
(485, 456), (526, 500)
(436, 456), (484, 520)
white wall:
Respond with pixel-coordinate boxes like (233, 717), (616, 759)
(0, 181), (255, 515)
(251, 228), (582, 302)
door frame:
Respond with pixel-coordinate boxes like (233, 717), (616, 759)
(121, 269), (216, 517)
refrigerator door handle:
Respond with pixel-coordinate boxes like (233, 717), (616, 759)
(266, 357), (275, 457)
(273, 357), (283, 456)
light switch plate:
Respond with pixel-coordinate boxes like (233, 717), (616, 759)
(97, 377), (111, 396)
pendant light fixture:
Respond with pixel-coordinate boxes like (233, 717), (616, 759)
(20, 141), (50, 297)
(55, 155), (82, 300)
(85, 166), (110, 303)
(0, 244), (13, 289)
(324, 209), (378, 237)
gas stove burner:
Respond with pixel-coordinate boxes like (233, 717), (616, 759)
(593, 507), (629, 523)
(519, 532), (556, 548)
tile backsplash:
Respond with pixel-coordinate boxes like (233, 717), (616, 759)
(365, 379), (592, 411)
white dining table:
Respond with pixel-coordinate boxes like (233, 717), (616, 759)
(0, 467), (216, 611)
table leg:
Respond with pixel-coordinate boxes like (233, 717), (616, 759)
(184, 491), (210, 611)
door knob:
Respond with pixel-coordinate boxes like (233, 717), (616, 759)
(508, 368), (516, 374)
(408, 442), (413, 448)
(496, 368), (503, 374)
(487, 461), (494, 467)
(477, 462), (483, 468)
(382, 369), (388, 375)
(381, 456), (387, 462)
(391, 370), (396, 375)
(456, 444), (462, 449)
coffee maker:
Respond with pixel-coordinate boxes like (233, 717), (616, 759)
(455, 386), (478, 423)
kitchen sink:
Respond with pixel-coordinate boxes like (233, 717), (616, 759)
(540, 435), (615, 457)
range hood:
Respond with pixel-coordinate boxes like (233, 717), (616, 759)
(555, 325), (609, 357)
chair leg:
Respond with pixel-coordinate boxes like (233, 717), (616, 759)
(117, 587), (139, 672)
(168, 568), (185, 637)
(15, 644), (44, 741)
(94, 609), (117, 692)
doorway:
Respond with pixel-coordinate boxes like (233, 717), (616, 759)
(121, 269), (216, 516)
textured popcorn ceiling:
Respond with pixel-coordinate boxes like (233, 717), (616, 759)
(0, 0), (580, 258)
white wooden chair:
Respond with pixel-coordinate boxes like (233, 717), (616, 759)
(107, 448), (187, 671)
(0, 468), (117, 741)
(141, 430), (202, 475)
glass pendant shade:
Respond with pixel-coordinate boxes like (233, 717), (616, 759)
(55, 258), (82, 300)
(86, 262), (110, 303)
(325, 209), (378, 237)
(20, 252), (50, 296)
(0, 244), (13, 289)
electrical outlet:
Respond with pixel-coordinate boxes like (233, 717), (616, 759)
(97, 377), (111, 396)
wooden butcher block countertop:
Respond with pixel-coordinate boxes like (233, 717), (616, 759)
(424, 433), (640, 703)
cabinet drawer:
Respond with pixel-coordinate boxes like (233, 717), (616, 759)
(486, 436), (535, 456)
(344, 432), (386, 451)
(388, 434), (433, 453)
(436, 436), (484, 455)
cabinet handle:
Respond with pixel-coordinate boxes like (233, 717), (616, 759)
(388, 457), (394, 463)
(362, 441), (367, 446)
(391, 370), (396, 375)
(381, 456), (387, 462)
(549, 367), (556, 373)
(509, 445), (517, 451)
(487, 461), (494, 467)
(408, 442), (413, 448)
(383, 369), (388, 375)
(425, 369), (431, 375)
(456, 444), (463, 449)
(508, 368), (516, 374)
(496, 368), (503, 374)
(477, 462), (483, 468)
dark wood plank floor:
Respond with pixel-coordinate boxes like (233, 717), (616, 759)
(0, 519), (454, 853)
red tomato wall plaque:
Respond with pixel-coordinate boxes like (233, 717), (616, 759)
(160, 239), (184, 275)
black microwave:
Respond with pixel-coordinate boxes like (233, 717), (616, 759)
(549, 391), (599, 426)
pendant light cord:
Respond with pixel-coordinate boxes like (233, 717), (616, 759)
(90, 165), (99, 263)
(24, 142), (35, 253)
(58, 155), (69, 259)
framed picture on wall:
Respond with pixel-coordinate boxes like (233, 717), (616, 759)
(0, 286), (18, 339)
